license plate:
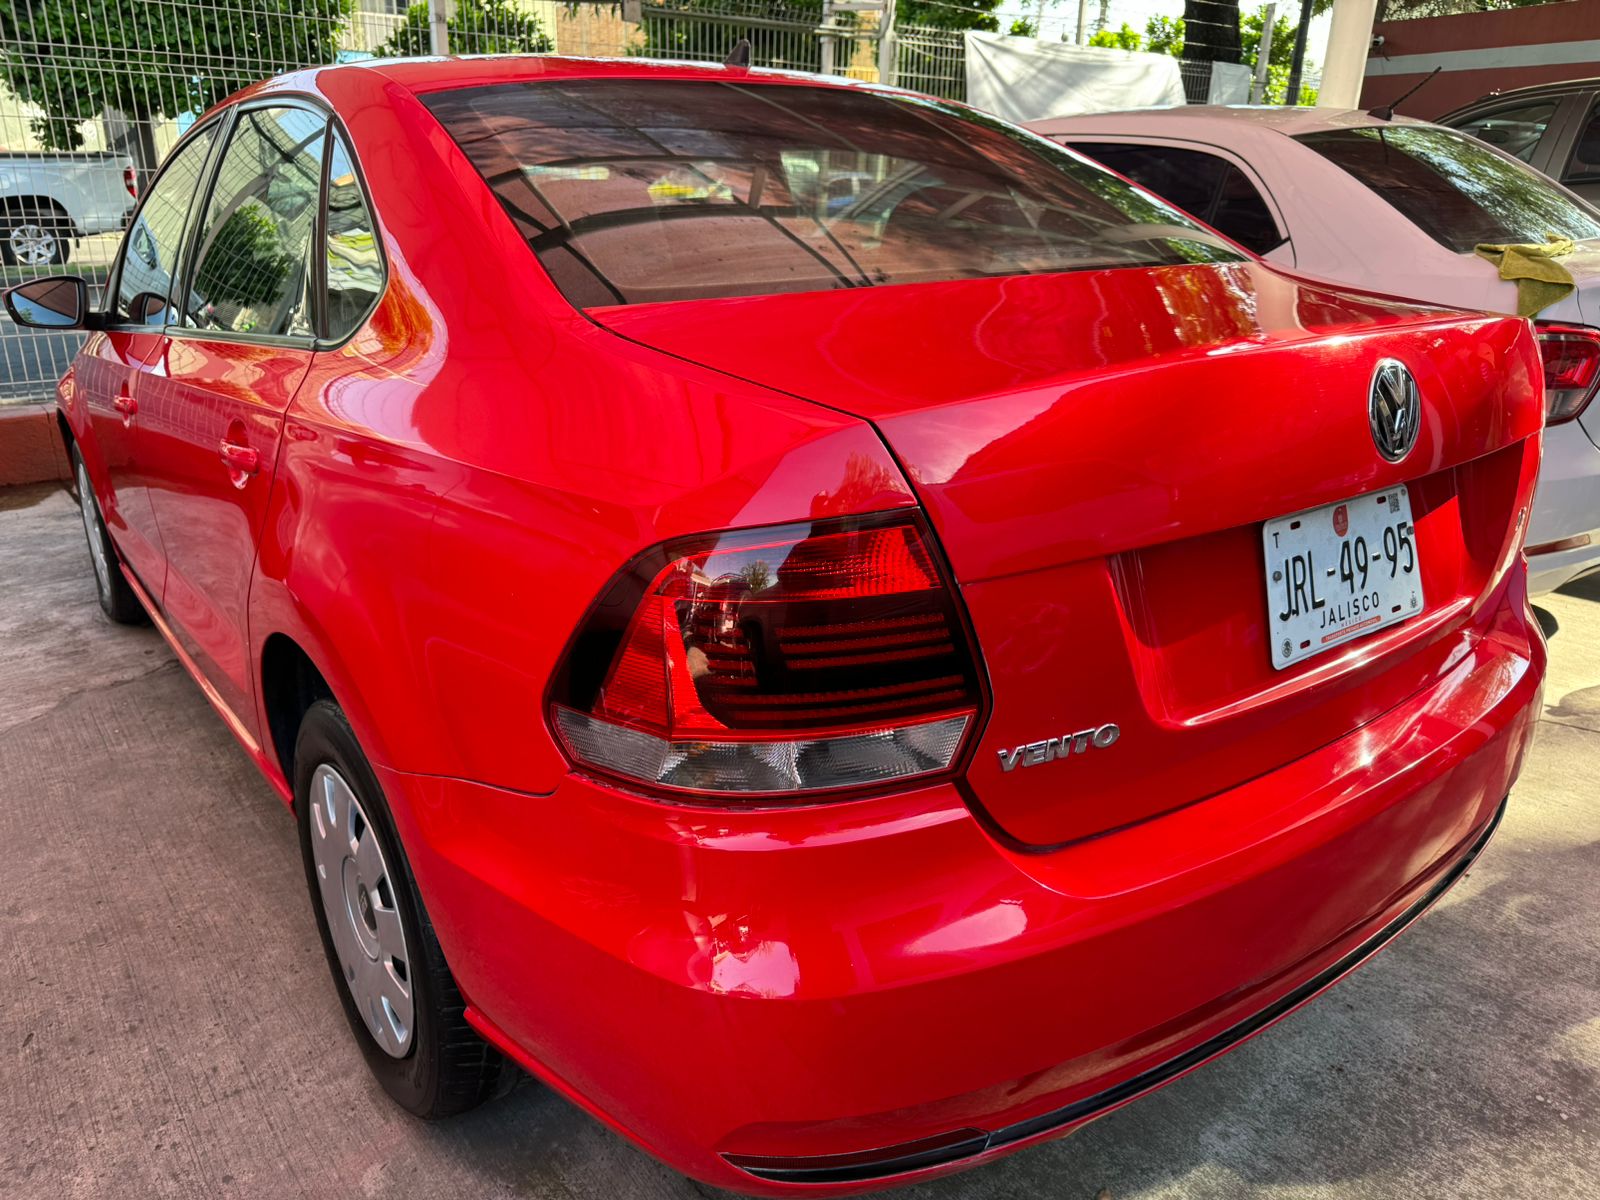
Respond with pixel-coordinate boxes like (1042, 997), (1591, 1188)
(1262, 486), (1424, 670)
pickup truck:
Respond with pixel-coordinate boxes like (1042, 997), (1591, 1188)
(0, 151), (136, 267)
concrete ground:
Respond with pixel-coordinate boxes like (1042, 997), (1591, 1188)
(2, 479), (1597, 1200)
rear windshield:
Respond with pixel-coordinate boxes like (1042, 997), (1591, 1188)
(1295, 125), (1600, 253)
(422, 78), (1239, 308)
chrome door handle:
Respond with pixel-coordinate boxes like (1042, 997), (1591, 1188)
(219, 440), (260, 476)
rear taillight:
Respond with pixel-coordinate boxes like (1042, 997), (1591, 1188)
(549, 512), (982, 801)
(123, 166), (137, 199)
(1535, 323), (1600, 424)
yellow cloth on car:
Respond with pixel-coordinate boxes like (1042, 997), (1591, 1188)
(1473, 237), (1577, 318)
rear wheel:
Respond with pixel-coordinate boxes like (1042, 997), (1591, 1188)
(70, 446), (147, 624)
(1, 204), (70, 266)
(295, 700), (505, 1117)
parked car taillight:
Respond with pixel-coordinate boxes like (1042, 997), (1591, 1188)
(1535, 323), (1600, 424)
(123, 166), (138, 199)
(549, 512), (983, 800)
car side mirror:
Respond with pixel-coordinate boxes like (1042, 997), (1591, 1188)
(128, 291), (170, 324)
(4, 275), (92, 329)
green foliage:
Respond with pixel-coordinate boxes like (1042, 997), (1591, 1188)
(1085, 15), (1181, 55)
(1238, 4), (1317, 103)
(0, 0), (352, 152)
(1144, 15), (1184, 55)
(1078, 2), (1317, 100)
(1239, 4), (1290, 69)
(898, 0), (1000, 32)
(378, 0), (552, 56)
(1088, 22), (1144, 51)
(1009, 17), (1036, 36)
(194, 206), (293, 311)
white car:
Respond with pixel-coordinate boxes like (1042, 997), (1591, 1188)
(0, 151), (136, 266)
(1028, 106), (1600, 595)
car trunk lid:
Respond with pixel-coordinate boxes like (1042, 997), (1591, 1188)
(590, 262), (1544, 844)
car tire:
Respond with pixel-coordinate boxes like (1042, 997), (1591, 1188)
(70, 445), (148, 625)
(1, 203), (70, 267)
(295, 699), (505, 1118)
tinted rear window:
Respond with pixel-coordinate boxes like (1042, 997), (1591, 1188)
(423, 78), (1239, 307)
(1295, 125), (1600, 253)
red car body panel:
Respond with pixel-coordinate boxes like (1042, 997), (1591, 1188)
(49, 56), (1547, 1194)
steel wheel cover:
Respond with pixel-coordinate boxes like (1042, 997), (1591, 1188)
(308, 764), (415, 1057)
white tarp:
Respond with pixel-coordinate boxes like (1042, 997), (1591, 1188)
(964, 32), (1187, 125)
(1208, 61), (1254, 105)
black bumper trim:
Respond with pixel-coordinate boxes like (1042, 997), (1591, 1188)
(728, 796), (1506, 1186)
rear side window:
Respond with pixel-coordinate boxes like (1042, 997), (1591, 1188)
(1563, 104), (1600, 183)
(323, 130), (384, 341)
(1295, 125), (1600, 253)
(113, 124), (217, 324)
(1071, 143), (1284, 255)
(184, 105), (327, 337)
(1450, 100), (1557, 164)
(422, 79), (1240, 308)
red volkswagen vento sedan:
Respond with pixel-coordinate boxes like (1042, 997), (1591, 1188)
(8, 57), (1546, 1193)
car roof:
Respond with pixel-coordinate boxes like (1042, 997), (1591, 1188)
(1438, 76), (1600, 120)
(1028, 104), (1436, 141)
(268, 53), (899, 101)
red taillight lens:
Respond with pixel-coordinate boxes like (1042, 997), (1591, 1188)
(1535, 322), (1600, 424)
(550, 512), (982, 800)
(123, 166), (137, 199)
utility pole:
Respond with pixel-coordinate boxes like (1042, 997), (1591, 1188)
(1285, 0), (1314, 104)
(1076, 0), (1089, 43)
(428, 0), (448, 55)
(1320, 0), (1380, 108)
(1252, 2), (1277, 102)
(876, 0), (898, 85)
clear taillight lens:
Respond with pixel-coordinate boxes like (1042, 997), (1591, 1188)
(1536, 323), (1600, 424)
(549, 512), (982, 801)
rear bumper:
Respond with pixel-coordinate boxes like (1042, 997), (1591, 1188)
(380, 595), (1542, 1196)
(729, 793), (1508, 1187)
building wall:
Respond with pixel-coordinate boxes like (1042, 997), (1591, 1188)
(1362, 0), (1600, 120)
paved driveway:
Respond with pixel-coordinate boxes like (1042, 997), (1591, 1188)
(2, 481), (1597, 1200)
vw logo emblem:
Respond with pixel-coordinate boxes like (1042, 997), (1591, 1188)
(1369, 359), (1420, 463)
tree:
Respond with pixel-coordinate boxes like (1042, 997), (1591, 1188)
(1239, 4), (1290, 70)
(1145, 15), (1184, 55)
(0, 0), (351, 177)
(1239, 4), (1317, 103)
(1088, 23), (1144, 51)
(377, 0), (552, 57)
(897, 0), (1000, 32)
(195, 206), (295, 314)
(1009, 17), (1037, 36)
(1087, 16), (1182, 55)
(1180, 0), (1241, 65)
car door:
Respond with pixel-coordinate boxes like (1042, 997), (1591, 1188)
(132, 102), (327, 736)
(1064, 139), (1291, 262)
(77, 122), (221, 594)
